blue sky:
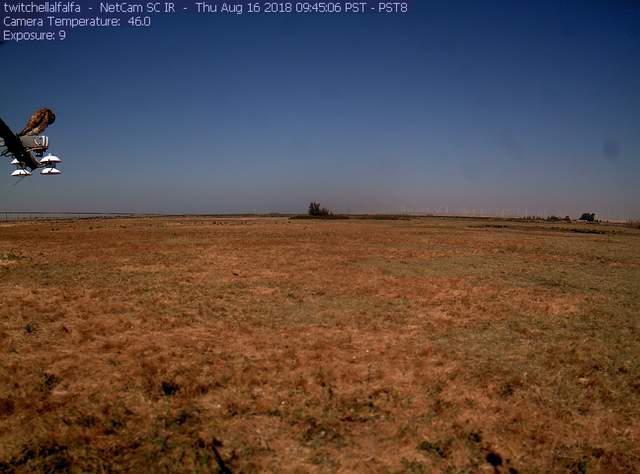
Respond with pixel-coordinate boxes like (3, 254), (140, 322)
(1, 0), (639, 218)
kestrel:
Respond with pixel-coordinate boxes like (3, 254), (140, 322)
(19, 108), (56, 136)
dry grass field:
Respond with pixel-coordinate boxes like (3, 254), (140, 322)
(0, 216), (639, 473)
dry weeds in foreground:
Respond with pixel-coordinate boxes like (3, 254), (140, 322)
(0, 217), (639, 473)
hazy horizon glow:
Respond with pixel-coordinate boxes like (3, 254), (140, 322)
(1, 1), (639, 219)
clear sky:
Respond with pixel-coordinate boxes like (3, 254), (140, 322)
(1, 0), (639, 219)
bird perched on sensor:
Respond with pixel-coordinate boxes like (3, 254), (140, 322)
(1, 108), (63, 176)
(19, 108), (56, 136)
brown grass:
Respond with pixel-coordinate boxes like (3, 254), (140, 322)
(1, 216), (639, 473)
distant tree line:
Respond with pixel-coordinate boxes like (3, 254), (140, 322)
(305, 203), (601, 223)
(579, 212), (597, 222)
(523, 215), (571, 222)
(308, 202), (332, 217)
